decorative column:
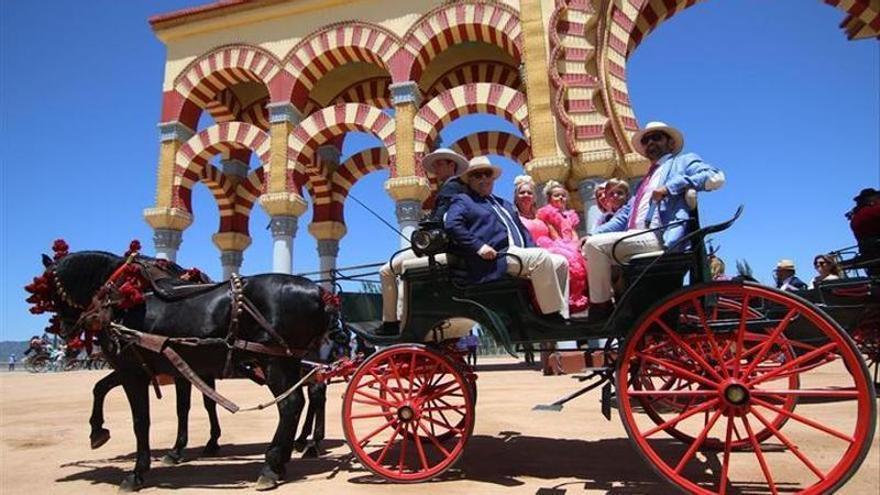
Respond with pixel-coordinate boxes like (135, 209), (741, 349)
(266, 102), (301, 193)
(309, 221), (347, 288)
(395, 199), (423, 248)
(144, 121), (195, 262)
(212, 232), (251, 280)
(270, 216), (298, 274)
(388, 81), (421, 177)
(153, 228), (183, 262)
(526, 157), (569, 207)
(317, 240), (340, 289)
(572, 150), (618, 234)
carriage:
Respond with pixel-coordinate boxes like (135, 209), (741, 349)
(333, 194), (878, 494)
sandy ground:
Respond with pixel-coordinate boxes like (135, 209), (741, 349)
(1, 357), (877, 494)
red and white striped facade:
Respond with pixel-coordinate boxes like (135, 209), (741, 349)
(147, 0), (876, 265)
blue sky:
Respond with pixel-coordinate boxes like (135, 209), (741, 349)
(1, 0), (877, 341)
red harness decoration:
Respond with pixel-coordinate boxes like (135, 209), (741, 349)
(320, 287), (341, 310)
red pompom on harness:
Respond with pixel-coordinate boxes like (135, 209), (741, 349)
(320, 287), (340, 310)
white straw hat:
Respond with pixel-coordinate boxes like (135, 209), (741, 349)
(632, 121), (684, 157)
(421, 148), (468, 176)
(460, 156), (502, 180)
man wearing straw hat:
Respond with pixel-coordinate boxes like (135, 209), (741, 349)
(774, 259), (808, 292)
(378, 148), (469, 335)
(583, 121), (726, 321)
(445, 156), (571, 320)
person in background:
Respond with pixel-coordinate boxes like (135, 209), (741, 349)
(709, 254), (729, 281)
(848, 187), (880, 276)
(595, 178), (631, 229)
(774, 259), (808, 292)
(8, 354), (15, 372)
(811, 254), (841, 287)
(463, 329), (480, 367)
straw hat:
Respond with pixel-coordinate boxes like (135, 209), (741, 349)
(421, 148), (468, 176)
(775, 259), (796, 271)
(632, 121), (684, 157)
(460, 156), (502, 180)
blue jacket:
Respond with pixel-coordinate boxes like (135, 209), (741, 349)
(444, 191), (535, 283)
(426, 177), (468, 224)
(594, 152), (725, 248)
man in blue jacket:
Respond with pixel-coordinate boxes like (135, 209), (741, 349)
(583, 121), (726, 321)
(445, 156), (570, 319)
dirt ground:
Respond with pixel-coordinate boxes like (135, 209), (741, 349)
(1, 357), (877, 494)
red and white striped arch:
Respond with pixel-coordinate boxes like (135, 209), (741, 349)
(414, 83), (530, 158)
(331, 147), (390, 203)
(424, 60), (521, 100)
(287, 103), (395, 203)
(172, 122), (271, 234)
(284, 23), (401, 112)
(330, 77), (392, 108)
(204, 88), (242, 124)
(403, 2), (523, 83)
(171, 44), (280, 128)
(234, 168), (266, 228)
(449, 131), (531, 165)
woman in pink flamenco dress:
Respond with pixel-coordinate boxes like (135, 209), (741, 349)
(513, 176), (589, 313)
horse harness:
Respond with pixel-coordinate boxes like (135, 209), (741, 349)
(78, 260), (319, 413)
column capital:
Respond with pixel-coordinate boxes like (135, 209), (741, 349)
(395, 199), (423, 224)
(525, 155), (570, 184)
(259, 192), (308, 217)
(157, 121), (195, 143)
(572, 149), (618, 180)
(622, 152), (651, 179)
(389, 81), (422, 106)
(384, 176), (431, 202)
(153, 228), (183, 251)
(308, 221), (347, 241)
(143, 207), (193, 231)
(266, 102), (302, 125)
(220, 249), (244, 266)
(317, 239), (340, 258)
(212, 232), (252, 252)
(220, 158), (249, 179)
(269, 215), (298, 238)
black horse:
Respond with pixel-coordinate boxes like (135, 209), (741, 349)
(39, 250), (334, 491)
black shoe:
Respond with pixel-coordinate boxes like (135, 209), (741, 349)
(376, 321), (400, 336)
(542, 312), (568, 325)
(588, 302), (615, 324)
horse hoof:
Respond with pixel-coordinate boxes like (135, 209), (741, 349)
(90, 429), (111, 450)
(161, 452), (183, 466)
(255, 472), (280, 491)
(202, 442), (221, 456)
(118, 474), (143, 492)
(292, 440), (307, 453)
(302, 446), (319, 459)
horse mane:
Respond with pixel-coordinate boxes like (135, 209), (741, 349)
(53, 251), (124, 308)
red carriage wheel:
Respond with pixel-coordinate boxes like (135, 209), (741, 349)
(342, 344), (475, 482)
(618, 282), (876, 494)
(633, 330), (799, 450)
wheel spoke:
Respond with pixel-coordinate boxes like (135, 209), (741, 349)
(369, 370), (401, 402)
(407, 352), (417, 400)
(636, 352), (719, 390)
(752, 389), (859, 398)
(691, 297), (732, 379)
(752, 397), (854, 442)
(750, 407), (827, 481)
(747, 343), (838, 387)
(654, 318), (725, 382)
(674, 408), (723, 473)
(719, 416), (734, 495)
(642, 398), (720, 438)
(732, 293), (751, 377)
(351, 411), (396, 420)
(423, 413), (461, 433)
(628, 390), (717, 397)
(412, 422), (430, 471)
(742, 415), (778, 495)
(417, 420), (452, 456)
(398, 420), (408, 474)
(739, 308), (798, 380)
(354, 389), (396, 409)
(359, 418), (397, 447)
(373, 422), (403, 464)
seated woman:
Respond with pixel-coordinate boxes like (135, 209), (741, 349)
(811, 254), (842, 287)
(514, 176), (588, 313)
(595, 178), (631, 229)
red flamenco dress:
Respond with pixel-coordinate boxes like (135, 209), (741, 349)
(528, 205), (589, 313)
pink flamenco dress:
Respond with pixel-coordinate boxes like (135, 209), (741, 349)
(531, 205), (589, 313)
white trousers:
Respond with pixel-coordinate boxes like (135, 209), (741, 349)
(380, 247), (569, 321)
(583, 230), (663, 304)
(506, 246), (570, 318)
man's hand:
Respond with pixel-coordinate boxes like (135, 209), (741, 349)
(651, 185), (669, 202)
(477, 244), (497, 260)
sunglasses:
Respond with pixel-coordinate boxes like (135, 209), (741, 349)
(469, 170), (494, 179)
(814, 261), (828, 266)
(640, 132), (667, 145)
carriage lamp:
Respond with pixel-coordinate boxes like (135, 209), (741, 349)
(411, 224), (448, 258)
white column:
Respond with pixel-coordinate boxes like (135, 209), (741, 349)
(395, 199), (422, 249)
(270, 215), (298, 274)
(220, 250), (243, 280)
(317, 239), (340, 289)
(153, 228), (182, 262)
(577, 177), (605, 235)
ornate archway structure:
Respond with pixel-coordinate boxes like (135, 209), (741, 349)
(146, 0), (876, 275)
